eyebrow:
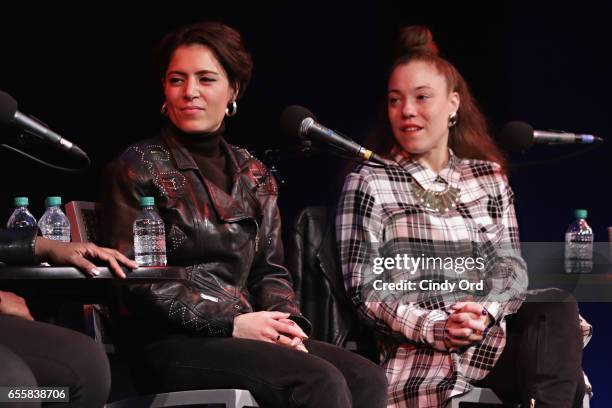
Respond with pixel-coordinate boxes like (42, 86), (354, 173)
(166, 69), (220, 76)
(387, 85), (433, 94)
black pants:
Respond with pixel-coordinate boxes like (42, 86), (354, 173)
(475, 289), (585, 408)
(129, 334), (388, 408)
(0, 315), (111, 408)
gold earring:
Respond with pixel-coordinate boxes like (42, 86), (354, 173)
(161, 102), (168, 115)
(448, 112), (458, 128)
(225, 101), (238, 117)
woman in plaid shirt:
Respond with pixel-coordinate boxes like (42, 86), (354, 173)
(336, 26), (589, 408)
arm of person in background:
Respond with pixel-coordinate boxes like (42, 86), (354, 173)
(0, 227), (136, 277)
(0, 290), (33, 320)
(337, 171), (449, 351)
(34, 236), (137, 278)
(0, 228), (137, 322)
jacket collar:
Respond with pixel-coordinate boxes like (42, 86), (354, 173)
(160, 126), (257, 222)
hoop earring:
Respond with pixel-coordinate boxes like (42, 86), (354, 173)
(161, 102), (168, 116)
(448, 112), (458, 128)
(225, 101), (238, 117)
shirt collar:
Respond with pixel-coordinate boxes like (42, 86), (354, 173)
(391, 148), (461, 190)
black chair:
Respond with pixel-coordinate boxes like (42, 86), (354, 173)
(285, 205), (378, 361)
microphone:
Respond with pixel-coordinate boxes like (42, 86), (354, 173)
(280, 105), (386, 165)
(498, 121), (603, 152)
(0, 90), (89, 160)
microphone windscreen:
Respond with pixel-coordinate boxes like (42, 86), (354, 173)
(497, 121), (534, 152)
(280, 105), (316, 139)
(0, 90), (18, 124)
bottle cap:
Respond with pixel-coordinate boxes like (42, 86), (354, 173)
(45, 196), (62, 207)
(14, 197), (28, 206)
(574, 209), (587, 219)
(139, 196), (155, 207)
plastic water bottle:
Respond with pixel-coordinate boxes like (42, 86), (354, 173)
(133, 196), (167, 266)
(564, 209), (593, 273)
(6, 197), (37, 229)
(38, 196), (71, 242)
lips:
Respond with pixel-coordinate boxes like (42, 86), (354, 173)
(399, 123), (423, 133)
(180, 106), (205, 115)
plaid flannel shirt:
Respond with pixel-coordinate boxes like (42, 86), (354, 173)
(336, 151), (530, 408)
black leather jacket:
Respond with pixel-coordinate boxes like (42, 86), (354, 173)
(0, 228), (37, 265)
(102, 127), (309, 337)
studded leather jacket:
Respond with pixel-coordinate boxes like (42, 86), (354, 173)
(102, 126), (309, 337)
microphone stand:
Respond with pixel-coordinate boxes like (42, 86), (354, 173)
(1, 130), (90, 173)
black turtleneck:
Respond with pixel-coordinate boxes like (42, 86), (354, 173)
(172, 122), (233, 195)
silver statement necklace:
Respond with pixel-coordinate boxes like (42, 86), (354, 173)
(410, 178), (461, 214)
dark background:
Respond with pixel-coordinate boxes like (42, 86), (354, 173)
(1, 1), (610, 405)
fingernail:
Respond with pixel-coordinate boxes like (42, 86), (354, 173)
(90, 268), (100, 276)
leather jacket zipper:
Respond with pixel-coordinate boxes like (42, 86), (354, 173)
(222, 215), (259, 253)
(254, 219), (259, 252)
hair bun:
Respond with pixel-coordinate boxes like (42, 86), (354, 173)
(395, 25), (438, 58)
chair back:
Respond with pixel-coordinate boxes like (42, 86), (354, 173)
(285, 205), (378, 360)
(65, 201), (104, 244)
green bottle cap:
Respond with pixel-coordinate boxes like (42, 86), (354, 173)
(45, 196), (62, 207)
(574, 209), (587, 219)
(14, 197), (28, 207)
(139, 196), (155, 207)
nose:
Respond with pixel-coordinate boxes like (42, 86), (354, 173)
(183, 77), (199, 100)
(401, 100), (416, 118)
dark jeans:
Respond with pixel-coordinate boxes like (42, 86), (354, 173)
(475, 289), (585, 408)
(0, 315), (111, 408)
(129, 335), (388, 408)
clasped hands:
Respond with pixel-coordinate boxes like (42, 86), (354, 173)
(233, 311), (309, 353)
(444, 301), (492, 352)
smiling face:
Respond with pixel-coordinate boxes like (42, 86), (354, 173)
(387, 60), (459, 163)
(163, 44), (236, 133)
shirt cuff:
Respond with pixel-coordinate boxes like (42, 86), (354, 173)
(422, 309), (449, 351)
(481, 301), (501, 323)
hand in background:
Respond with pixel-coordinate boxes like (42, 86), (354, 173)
(233, 311), (309, 352)
(0, 290), (33, 320)
(35, 237), (138, 278)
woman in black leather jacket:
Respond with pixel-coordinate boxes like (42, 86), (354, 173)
(102, 21), (387, 408)
(0, 228), (136, 407)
